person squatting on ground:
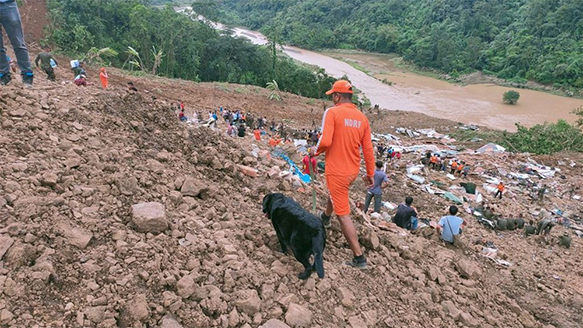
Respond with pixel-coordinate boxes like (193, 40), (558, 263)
(313, 80), (375, 269)
(393, 197), (418, 230)
(0, 0), (33, 86)
(35, 46), (57, 81)
(437, 205), (466, 244)
(363, 161), (389, 214)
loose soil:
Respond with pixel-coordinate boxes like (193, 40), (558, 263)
(0, 47), (582, 328)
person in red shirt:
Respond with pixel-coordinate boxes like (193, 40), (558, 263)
(302, 153), (317, 176)
(312, 80), (375, 269)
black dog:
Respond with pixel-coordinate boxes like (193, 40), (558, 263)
(262, 193), (326, 279)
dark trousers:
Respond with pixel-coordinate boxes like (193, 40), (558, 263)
(364, 192), (382, 213)
(0, 1), (32, 75)
(495, 190), (502, 199)
(42, 66), (55, 81)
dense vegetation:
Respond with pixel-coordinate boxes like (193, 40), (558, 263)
(46, 0), (334, 98)
(502, 121), (583, 154)
(216, 0), (583, 90)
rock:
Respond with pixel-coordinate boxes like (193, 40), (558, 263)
(64, 157), (82, 168)
(160, 315), (183, 328)
(131, 202), (168, 233)
(0, 309), (14, 324)
(285, 303), (312, 327)
(181, 177), (209, 197)
(128, 294), (149, 322)
(336, 287), (354, 308)
(234, 289), (261, 315)
(8, 108), (26, 117)
(460, 312), (479, 327)
(441, 301), (461, 320)
(58, 223), (93, 249)
(260, 319), (291, 328)
(238, 165), (258, 178)
(177, 275), (196, 299)
(84, 306), (107, 323)
(360, 228), (380, 250)
(455, 260), (482, 279)
(117, 176), (139, 196)
(40, 172), (59, 187)
(0, 235), (14, 259)
(519, 311), (536, 328)
(348, 315), (366, 328)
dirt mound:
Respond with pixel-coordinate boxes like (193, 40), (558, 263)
(1, 64), (582, 328)
(20, 0), (49, 45)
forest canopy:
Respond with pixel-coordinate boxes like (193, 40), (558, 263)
(215, 0), (583, 90)
(46, 0), (334, 98)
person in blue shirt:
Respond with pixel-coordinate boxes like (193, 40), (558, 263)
(438, 206), (466, 244)
(363, 161), (389, 214)
(0, 0), (33, 86)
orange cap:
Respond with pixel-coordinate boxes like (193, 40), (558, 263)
(326, 80), (353, 95)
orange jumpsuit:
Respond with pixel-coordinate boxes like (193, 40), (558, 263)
(315, 102), (375, 216)
(99, 68), (108, 89)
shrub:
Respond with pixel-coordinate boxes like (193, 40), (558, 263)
(503, 90), (520, 104)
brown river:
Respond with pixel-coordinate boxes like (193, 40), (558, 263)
(178, 7), (583, 131)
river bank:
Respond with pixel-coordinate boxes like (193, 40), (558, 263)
(176, 6), (583, 132)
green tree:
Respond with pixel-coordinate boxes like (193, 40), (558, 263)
(47, 0), (334, 98)
(503, 90), (520, 104)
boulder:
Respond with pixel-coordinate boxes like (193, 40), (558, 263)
(131, 202), (168, 233)
(260, 319), (291, 328)
(160, 315), (183, 328)
(58, 223), (92, 249)
(234, 289), (261, 315)
(177, 275), (196, 299)
(284, 303), (312, 327)
(0, 235), (14, 259)
(181, 177), (209, 198)
(127, 294), (149, 322)
(455, 260), (482, 279)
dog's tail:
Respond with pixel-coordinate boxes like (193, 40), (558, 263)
(312, 230), (325, 278)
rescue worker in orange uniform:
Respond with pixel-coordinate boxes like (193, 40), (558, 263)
(495, 182), (505, 199)
(456, 162), (465, 176)
(450, 160), (458, 174)
(311, 80), (375, 269)
(430, 154), (438, 170)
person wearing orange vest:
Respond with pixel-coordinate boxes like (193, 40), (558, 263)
(495, 182), (505, 199)
(456, 162), (464, 176)
(430, 154), (438, 170)
(253, 128), (261, 141)
(311, 80), (375, 269)
(450, 160), (458, 174)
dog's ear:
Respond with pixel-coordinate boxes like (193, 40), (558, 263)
(262, 194), (272, 214)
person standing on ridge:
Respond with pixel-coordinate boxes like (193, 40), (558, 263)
(99, 67), (108, 89)
(0, 0), (33, 86)
(312, 79), (375, 269)
(35, 46), (57, 81)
